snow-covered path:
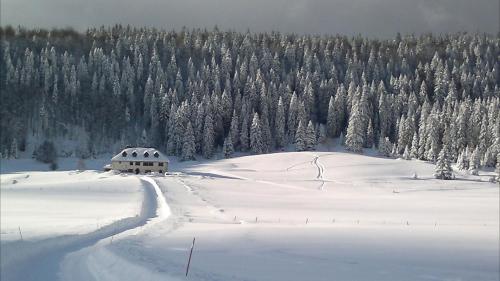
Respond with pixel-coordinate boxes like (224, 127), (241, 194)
(58, 176), (172, 281)
(1, 176), (170, 281)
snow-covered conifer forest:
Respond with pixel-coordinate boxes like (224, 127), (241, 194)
(1, 26), (498, 169)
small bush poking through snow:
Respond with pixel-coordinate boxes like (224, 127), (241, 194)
(50, 162), (58, 171)
(33, 141), (57, 164)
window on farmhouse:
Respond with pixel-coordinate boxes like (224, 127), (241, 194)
(158, 162), (164, 166)
(144, 151), (149, 158)
(135, 162), (140, 165)
(130, 162), (133, 165)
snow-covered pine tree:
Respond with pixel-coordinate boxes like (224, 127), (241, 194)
(223, 136), (234, 158)
(318, 124), (327, 144)
(410, 133), (419, 159)
(326, 96), (335, 137)
(250, 113), (263, 154)
(456, 146), (470, 170)
(202, 114), (215, 158)
(295, 120), (306, 151)
(240, 115), (250, 151)
(403, 145), (411, 160)
(10, 138), (18, 159)
(305, 121), (317, 151)
(229, 111), (239, 149)
(365, 119), (374, 148)
(481, 146), (495, 167)
(275, 96), (286, 149)
(469, 146), (481, 174)
(434, 145), (453, 180)
(287, 92), (298, 139)
(181, 122), (196, 161)
(495, 153), (500, 182)
(378, 138), (391, 160)
(345, 101), (364, 152)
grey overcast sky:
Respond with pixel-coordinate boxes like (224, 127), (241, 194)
(1, 0), (498, 37)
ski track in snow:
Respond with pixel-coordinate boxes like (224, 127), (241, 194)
(1, 176), (171, 281)
(312, 154), (326, 190)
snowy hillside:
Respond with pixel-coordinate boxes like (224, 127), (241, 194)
(1, 151), (498, 281)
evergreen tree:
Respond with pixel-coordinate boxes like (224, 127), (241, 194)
(469, 146), (481, 172)
(305, 121), (317, 151)
(240, 115), (250, 151)
(326, 96), (335, 137)
(250, 113), (263, 154)
(295, 120), (306, 151)
(318, 124), (327, 144)
(410, 133), (419, 159)
(181, 122), (196, 161)
(403, 145), (411, 160)
(202, 114), (215, 158)
(378, 136), (392, 157)
(456, 147), (470, 170)
(482, 146), (496, 167)
(345, 101), (364, 152)
(10, 138), (18, 159)
(223, 136), (234, 158)
(495, 154), (500, 182)
(365, 120), (374, 148)
(229, 112), (240, 149)
(275, 97), (286, 149)
(434, 145), (453, 180)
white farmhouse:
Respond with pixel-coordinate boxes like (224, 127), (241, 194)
(111, 147), (169, 174)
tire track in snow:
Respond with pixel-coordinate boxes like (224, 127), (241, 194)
(1, 176), (170, 281)
(59, 176), (172, 281)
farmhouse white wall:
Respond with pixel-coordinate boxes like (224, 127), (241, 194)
(110, 147), (169, 174)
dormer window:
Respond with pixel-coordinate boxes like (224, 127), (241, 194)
(122, 151), (128, 157)
(144, 151), (149, 158)
(154, 151), (159, 158)
(132, 151), (137, 157)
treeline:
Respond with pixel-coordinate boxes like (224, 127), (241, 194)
(0, 26), (498, 171)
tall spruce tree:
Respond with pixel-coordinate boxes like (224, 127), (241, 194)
(305, 121), (317, 151)
(250, 113), (263, 154)
(275, 97), (286, 149)
(202, 114), (215, 158)
(223, 136), (234, 158)
(345, 101), (364, 152)
(295, 120), (306, 151)
(434, 145), (453, 180)
(181, 122), (196, 161)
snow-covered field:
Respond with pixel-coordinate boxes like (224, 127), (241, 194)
(1, 171), (142, 241)
(1, 152), (498, 281)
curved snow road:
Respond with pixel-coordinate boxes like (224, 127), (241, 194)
(1, 176), (170, 281)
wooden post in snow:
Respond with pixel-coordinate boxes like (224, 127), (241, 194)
(18, 226), (23, 241)
(185, 237), (196, 277)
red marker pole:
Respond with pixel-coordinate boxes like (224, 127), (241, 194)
(185, 237), (196, 277)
